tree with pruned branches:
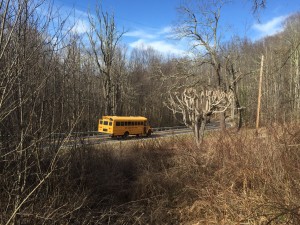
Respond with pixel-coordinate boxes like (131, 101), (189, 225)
(166, 87), (233, 146)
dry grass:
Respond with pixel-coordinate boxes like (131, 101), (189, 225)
(72, 124), (300, 224)
(5, 124), (300, 224)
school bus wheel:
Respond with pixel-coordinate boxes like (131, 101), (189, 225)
(123, 131), (129, 139)
(147, 130), (152, 137)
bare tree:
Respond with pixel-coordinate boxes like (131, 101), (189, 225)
(222, 38), (248, 129)
(0, 1), (87, 224)
(87, 4), (126, 115)
(166, 87), (233, 146)
(251, 0), (266, 15)
(284, 13), (300, 120)
(174, 0), (229, 130)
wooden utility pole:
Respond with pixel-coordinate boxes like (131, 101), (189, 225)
(256, 55), (264, 134)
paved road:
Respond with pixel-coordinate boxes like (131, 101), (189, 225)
(65, 122), (220, 147)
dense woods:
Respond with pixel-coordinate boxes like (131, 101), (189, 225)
(1, 0), (300, 224)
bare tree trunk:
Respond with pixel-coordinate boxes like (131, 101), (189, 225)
(14, 79), (24, 225)
(199, 115), (207, 145)
(220, 112), (226, 131)
(295, 48), (299, 121)
(256, 55), (264, 134)
(194, 120), (200, 146)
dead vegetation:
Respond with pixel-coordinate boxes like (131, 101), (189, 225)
(2, 124), (300, 224)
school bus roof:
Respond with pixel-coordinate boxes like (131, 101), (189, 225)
(101, 116), (147, 121)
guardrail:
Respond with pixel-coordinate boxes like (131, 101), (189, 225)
(50, 131), (103, 139)
(152, 126), (187, 132)
(50, 126), (189, 139)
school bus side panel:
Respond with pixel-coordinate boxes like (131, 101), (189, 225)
(113, 121), (125, 136)
(113, 120), (145, 136)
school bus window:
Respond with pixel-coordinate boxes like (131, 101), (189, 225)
(109, 122), (112, 126)
(120, 122), (124, 126)
(99, 120), (103, 124)
(116, 122), (120, 126)
(125, 122), (128, 126)
(104, 121), (108, 125)
(129, 122), (132, 126)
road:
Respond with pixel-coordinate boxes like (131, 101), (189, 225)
(65, 122), (220, 147)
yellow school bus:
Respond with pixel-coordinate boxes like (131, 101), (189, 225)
(98, 116), (152, 138)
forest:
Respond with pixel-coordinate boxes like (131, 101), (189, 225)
(1, 0), (300, 224)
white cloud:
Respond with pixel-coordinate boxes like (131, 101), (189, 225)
(252, 15), (288, 39)
(158, 26), (172, 34)
(125, 30), (157, 39)
(71, 19), (90, 34)
(74, 8), (90, 19)
(125, 26), (189, 56)
(129, 39), (187, 56)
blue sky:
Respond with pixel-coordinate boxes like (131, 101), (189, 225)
(53, 0), (300, 56)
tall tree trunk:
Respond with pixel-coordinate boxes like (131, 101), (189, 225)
(220, 112), (226, 131)
(195, 115), (207, 147)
